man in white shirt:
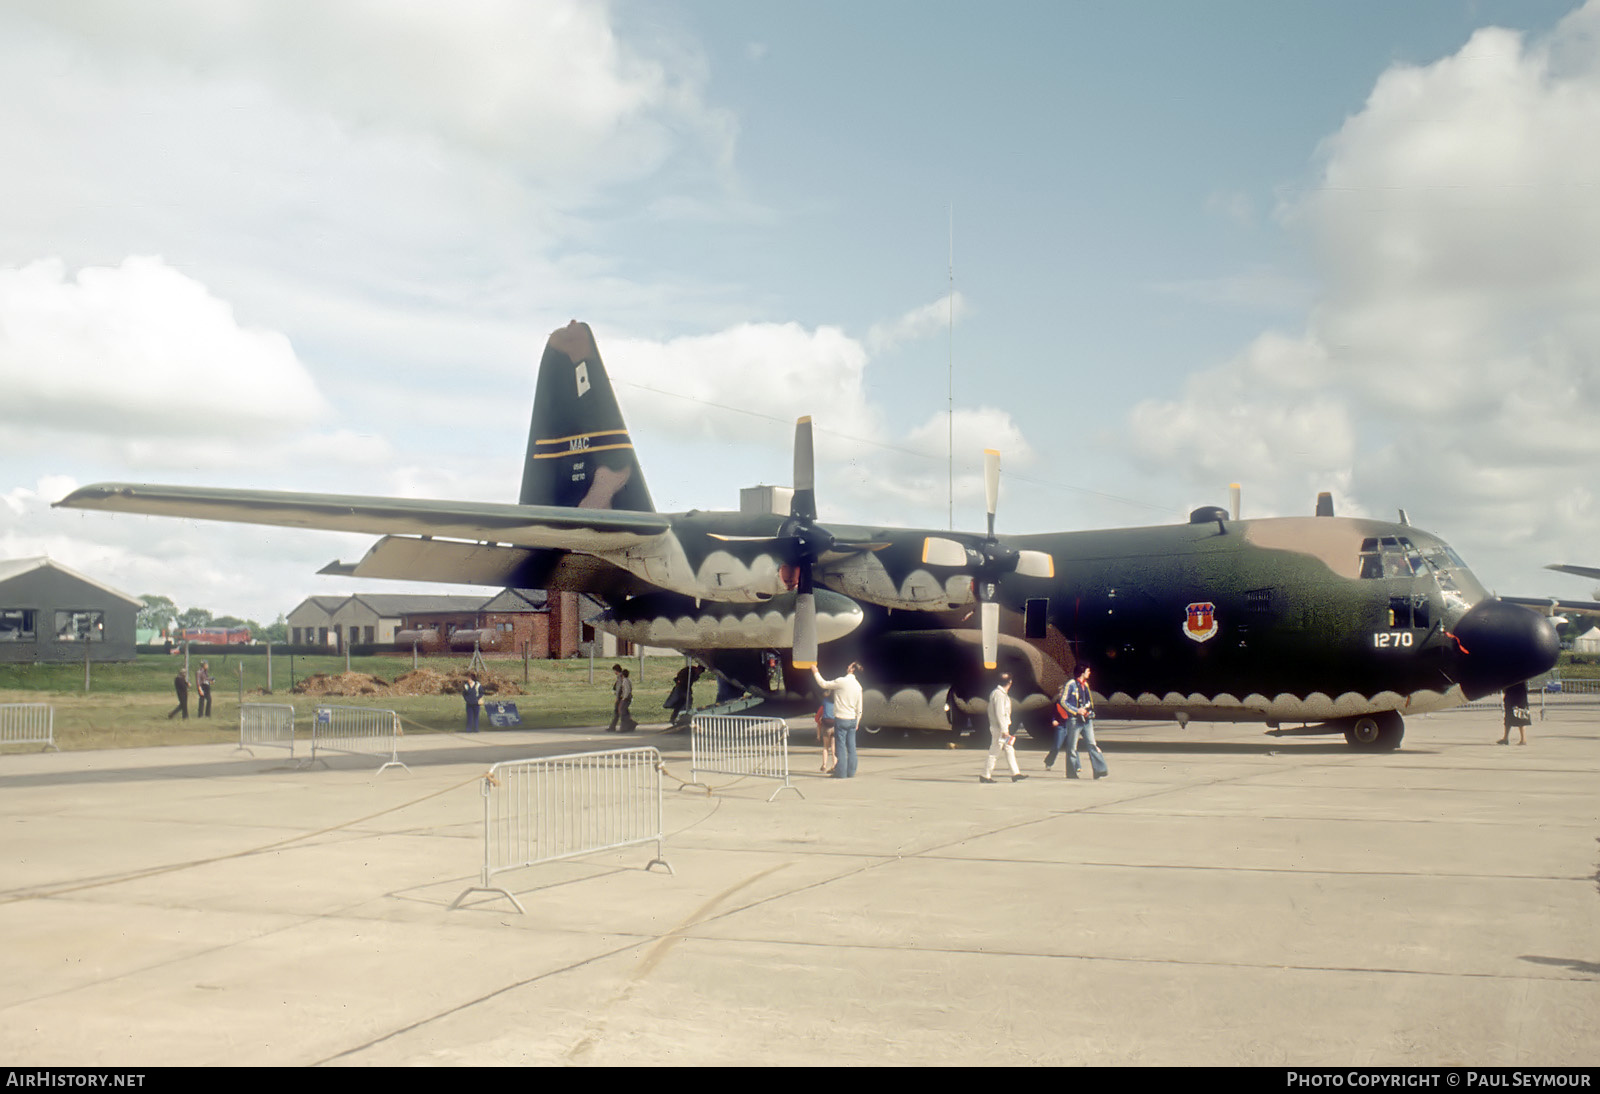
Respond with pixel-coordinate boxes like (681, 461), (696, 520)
(980, 672), (1028, 784)
(812, 662), (864, 778)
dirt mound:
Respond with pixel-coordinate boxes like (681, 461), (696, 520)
(290, 671), (389, 697)
(289, 668), (525, 698)
(392, 668), (524, 697)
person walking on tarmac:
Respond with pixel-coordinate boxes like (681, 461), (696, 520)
(167, 668), (189, 720)
(608, 664), (636, 732)
(1062, 664), (1108, 779)
(1499, 681), (1533, 746)
(980, 673), (1028, 783)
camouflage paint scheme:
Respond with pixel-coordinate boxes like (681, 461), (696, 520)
(57, 322), (1558, 750)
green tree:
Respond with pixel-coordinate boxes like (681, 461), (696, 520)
(261, 615), (289, 644)
(177, 607), (214, 630)
(137, 595), (178, 634)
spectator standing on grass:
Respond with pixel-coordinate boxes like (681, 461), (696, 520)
(196, 661), (213, 718)
(168, 668), (189, 720)
(462, 671), (484, 733)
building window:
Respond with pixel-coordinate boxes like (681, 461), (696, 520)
(1, 608), (37, 641)
(54, 610), (105, 642)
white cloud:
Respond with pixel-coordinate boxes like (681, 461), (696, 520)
(607, 321), (880, 445)
(866, 291), (966, 355)
(9, 0), (736, 194)
(0, 256), (329, 440)
(1129, 3), (1600, 585)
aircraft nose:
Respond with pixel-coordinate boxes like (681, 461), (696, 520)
(1449, 599), (1561, 701)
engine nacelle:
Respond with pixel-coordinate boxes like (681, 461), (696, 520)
(817, 552), (975, 611)
(590, 590), (864, 650)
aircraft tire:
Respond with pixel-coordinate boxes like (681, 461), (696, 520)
(1344, 712), (1404, 751)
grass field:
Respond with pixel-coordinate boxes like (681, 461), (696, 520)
(0, 652), (687, 751)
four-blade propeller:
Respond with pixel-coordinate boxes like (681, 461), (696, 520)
(919, 449), (1053, 668)
(756, 420), (1047, 673)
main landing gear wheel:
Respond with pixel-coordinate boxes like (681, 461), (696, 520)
(1343, 711), (1404, 751)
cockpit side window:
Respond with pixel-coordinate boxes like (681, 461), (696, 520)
(1359, 536), (1432, 580)
(1380, 537), (1416, 578)
(1358, 538), (1384, 579)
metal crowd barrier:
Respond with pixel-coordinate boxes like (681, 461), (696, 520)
(1535, 678), (1600, 715)
(1459, 678), (1600, 718)
(687, 714), (802, 801)
(0, 703), (56, 751)
(237, 703), (296, 758)
(308, 705), (408, 773)
(452, 746), (672, 914)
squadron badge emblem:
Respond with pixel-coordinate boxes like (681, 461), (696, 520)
(1184, 601), (1219, 643)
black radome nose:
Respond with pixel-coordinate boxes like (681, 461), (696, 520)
(1450, 599), (1561, 701)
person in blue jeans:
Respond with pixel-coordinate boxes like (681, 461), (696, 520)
(1060, 664), (1108, 779)
(812, 662), (864, 778)
(1044, 680), (1073, 771)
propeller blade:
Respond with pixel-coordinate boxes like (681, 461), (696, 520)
(984, 449), (1000, 537)
(1016, 550), (1054, 579)
(980, 600), (999, 670)
(792, 578), (818, 668)
(792, 416), (816, 522)
(1229, 483), (1241, 522)
(922, 536), (968, 568)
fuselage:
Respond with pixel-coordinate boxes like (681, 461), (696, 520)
(690, 512), (1555, 734)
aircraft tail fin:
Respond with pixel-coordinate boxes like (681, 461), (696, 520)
(518, 321), (655, 513)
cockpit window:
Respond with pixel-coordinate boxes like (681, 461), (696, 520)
(1361, 534), (1486, 611)
(1357, 537), (1419, 579)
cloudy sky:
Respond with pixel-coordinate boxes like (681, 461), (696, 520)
(3, 0), (1599, 624)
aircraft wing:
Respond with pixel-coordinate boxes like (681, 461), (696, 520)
(1546, 563), (1600, 582)
(53, 483), (672, 552)
(1500, 595), (1600, 619)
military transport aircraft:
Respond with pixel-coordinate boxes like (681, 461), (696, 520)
(56, 321), (1559, 751)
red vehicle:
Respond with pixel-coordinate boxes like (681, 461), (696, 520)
(181, 626), (251, 645)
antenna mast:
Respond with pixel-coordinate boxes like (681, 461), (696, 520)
(948, 205), (954, 530)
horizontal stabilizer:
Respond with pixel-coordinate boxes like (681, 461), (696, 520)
(318, 535), (651, 597)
